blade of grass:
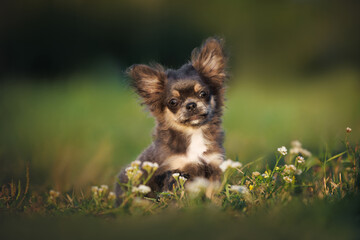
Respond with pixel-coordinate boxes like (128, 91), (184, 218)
(326, 151), (346, 163)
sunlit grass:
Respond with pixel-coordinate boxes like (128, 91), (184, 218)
(1, 135), (358, 221)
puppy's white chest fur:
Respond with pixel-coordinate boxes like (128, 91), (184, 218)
(186, 129), (207, 160)
(164, 128), (224, 170)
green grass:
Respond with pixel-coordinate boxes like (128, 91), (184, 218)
(1, 135), (359, 239)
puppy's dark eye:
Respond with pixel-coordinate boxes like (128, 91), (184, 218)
(199, 91), (208, 98)
(168, 99), (178, 107)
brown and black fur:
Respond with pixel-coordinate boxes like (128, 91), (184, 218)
(115, 37), (228, 205)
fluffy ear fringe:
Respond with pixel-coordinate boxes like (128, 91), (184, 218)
(127, 64), (166, 112)
(191, 37), (227, 87)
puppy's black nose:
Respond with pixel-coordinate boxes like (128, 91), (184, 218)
(186, 102), (197, 111)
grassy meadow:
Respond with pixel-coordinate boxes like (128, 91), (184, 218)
(1, 1), (359, 238)
(0, 69), (359, 239)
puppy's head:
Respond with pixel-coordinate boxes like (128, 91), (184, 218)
(128, 37), (227, 129)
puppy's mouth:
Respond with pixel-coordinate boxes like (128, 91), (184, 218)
(184, 113), (209, 126)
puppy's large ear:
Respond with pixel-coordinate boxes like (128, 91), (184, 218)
(127, 64), (166, 111)
(191, 38), (227, 87)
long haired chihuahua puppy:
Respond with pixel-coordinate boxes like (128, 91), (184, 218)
(115, 37), (227, 204)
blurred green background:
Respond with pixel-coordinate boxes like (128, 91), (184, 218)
(0, 0), (359, 192)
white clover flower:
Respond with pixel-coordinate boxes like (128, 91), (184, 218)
(277, 146), (288, 156)
(229, 185), (249, 194)
(289, 140), (311, 157)
(219, 159), (242, 172)
(137, 185), (151, 194)
(98, 188), (104, 194)
(295, 169), (303, 175)
(296, 156), (305, 164)
(284, 164), (296, 174)
(142, 161), (152, 167)
(179, 176), (187, 185)
(49, 190), (60, 198)
(252, 171), (261, 177)
(283, 176), (293, 183)
(219, 160), (232, 172)
(152, 162), (159, 170)
(125, 166), (133, 172)
(132, 184), (151, 194)
(142, 161), (159, 173)
(172, 173), (180, 180)
(134, 170), (143, 180)
(125, 166), (134, 173)
(289, 165), (296, 171)
(231, 161), (242, 168)
(108, 192), (116, 200)
(346, 127), (352, 133)
(186, 177), (210, 194)
(125, 166), (137, 179)
(91, 186), (99, 194)
(100, 185), (109, 192)
(131, 160), (141, 168)
(142, 161), (152, 172)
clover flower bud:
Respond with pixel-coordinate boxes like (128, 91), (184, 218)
(231, 161), (242, 168)
(283, 176), (293, 183)
(100, 185), (109, 193)
(296, 156), (305, 164)
(179, 176), (187, 185)
(91, 186), (99, 194)
(152, 162), (159, 171)
(289, 165), (296, 171)
(219, 159), (242, 172)
(132, 185), (151, 194)
(277, 146), (288, 156)
(172, 173), (180, 180)
(133, 170), (143, 182)
(49, 190), (60, 198)
(108, 192), (116, 201)
(142, 161), (159, 173)
(284, 164), (296, 174)
(229, 185), (249, 194)
(186, 177), (210, 194)
(125, 166), (137, 179)
(290, 140), (311, 157)
(131, 160), (141, 168)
